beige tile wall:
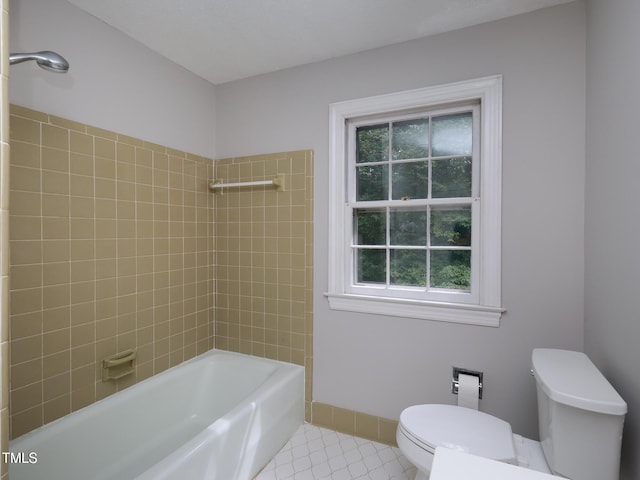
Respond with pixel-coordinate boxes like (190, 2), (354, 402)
(213, 151), (314, 419)
(8, 105), (214, 439)
(1, 0), (9, 476)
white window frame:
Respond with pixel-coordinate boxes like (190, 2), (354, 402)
(327, 76), (504, 327)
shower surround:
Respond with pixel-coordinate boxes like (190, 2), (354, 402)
(8, 105), (215, 438)
(8, 105), (315, 440)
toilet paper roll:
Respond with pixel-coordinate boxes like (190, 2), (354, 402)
(457, 373), (480, 410)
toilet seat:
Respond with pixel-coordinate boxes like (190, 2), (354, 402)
(398, 404), (517, 464)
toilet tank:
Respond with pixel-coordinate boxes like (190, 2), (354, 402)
(531, 349), (626, 480)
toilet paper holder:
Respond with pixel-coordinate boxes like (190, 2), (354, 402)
(451, 367), (483, 399)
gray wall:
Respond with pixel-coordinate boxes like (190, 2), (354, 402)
(585, 1), (640, 478)
(9, 0), (216, 158)
(215, 2), (586, 439)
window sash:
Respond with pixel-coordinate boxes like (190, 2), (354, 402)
(347, 104), (480, 203)
(345, 198), (480, 303)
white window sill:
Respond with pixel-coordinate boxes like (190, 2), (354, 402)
(325, 292), (504, 327)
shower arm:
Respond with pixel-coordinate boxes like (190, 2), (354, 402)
(10, 52), (49, 65)
(9, 53), (36, 65)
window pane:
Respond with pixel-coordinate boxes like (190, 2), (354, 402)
(432, 157), (472, 198)
(357, 164), (388, 201)
(390, 249), (426, 287)
(357, 124), (389, 163)
(356, 210), (386, 245)
(357, 249), (386, 284)
(430, 250), (471, 290)
(390, 210), (426, 245)
(430, 207), (471, 246)
(431, 112), (472, 157)
(392, 118), (429, 160)
(391, 161), (428, 200)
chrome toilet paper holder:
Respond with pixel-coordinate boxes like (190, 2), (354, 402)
(452, 367), (483, 399)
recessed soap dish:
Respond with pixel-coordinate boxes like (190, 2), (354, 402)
(102, 349), (137, 381)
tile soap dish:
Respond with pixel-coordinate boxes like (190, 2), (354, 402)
(102, 349), (137, 381)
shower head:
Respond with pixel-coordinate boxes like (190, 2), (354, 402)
(9, 51), (69, 73)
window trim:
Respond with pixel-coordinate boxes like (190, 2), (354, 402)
(327, 76), (504, 327)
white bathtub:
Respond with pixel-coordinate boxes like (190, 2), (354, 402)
(9, 349), (304, 480)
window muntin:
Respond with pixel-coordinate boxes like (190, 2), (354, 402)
(348, 105), (479, 302)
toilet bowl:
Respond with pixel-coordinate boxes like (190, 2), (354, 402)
(397, 404), (519, 480)
(397, 404), (550, 480)
(396, 349), (627, 480)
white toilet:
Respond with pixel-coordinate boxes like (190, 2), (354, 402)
(397, 348), (627, 480)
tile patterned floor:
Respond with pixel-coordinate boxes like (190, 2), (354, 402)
(255, 423), (417, 480)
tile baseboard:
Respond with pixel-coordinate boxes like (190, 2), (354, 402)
(310, 401), (398, 447)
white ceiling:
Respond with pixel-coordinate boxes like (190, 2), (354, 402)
(66, 0), (573, 85)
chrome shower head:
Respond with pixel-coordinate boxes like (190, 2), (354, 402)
(9, 51), (69, 73)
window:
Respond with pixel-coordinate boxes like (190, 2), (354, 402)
(327, 76), (504, 326)
(350, 105), (478, 301)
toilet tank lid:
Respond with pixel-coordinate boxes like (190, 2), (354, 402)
(531, 349), (627, 415)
